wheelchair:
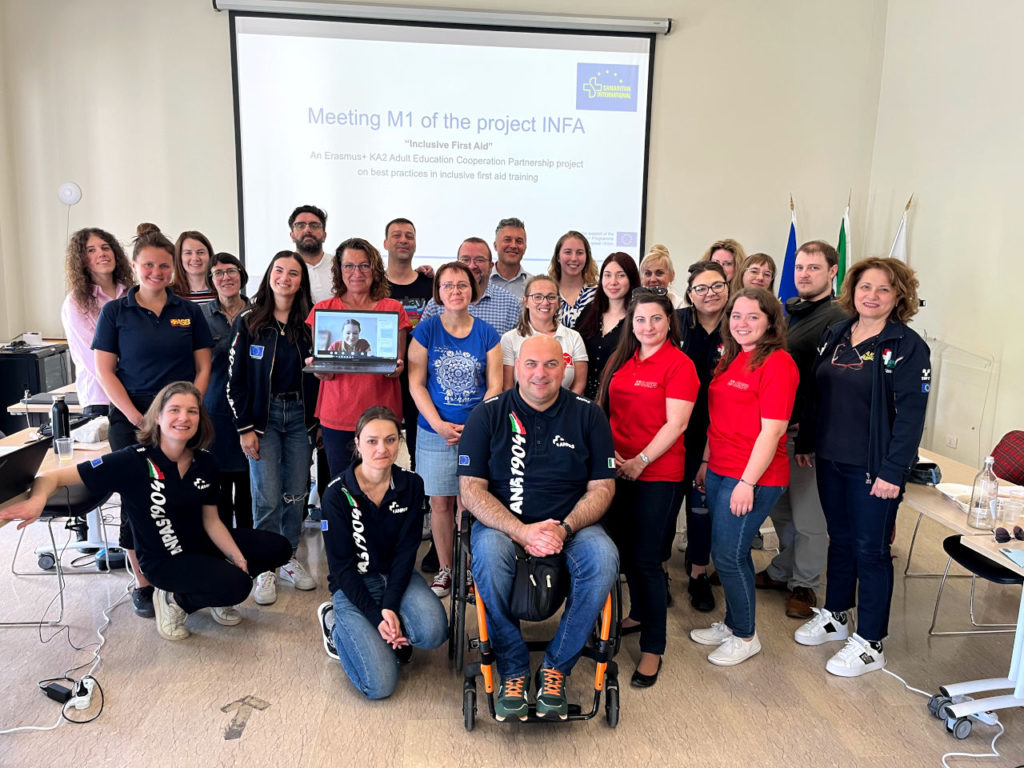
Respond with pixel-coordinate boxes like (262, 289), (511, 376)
(448, 512), (622, 731)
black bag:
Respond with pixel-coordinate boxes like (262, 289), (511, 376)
(908, 457), (942, 486)
(509, 544), (567, 622)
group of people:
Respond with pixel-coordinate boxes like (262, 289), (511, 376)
(2, 210), (930, 710)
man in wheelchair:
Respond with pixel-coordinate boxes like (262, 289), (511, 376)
(458, 335), (619, 721)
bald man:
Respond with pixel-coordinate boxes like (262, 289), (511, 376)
(458, 335), (618, 722)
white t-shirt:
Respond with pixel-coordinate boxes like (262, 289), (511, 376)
(500, 323), (588, 389)
(304, 253), (334, 304)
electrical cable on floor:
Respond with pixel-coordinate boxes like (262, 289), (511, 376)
(941, 721), (1004, 768)
(883, 667), (932, 697)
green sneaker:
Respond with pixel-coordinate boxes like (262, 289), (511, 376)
(535, 667), (568, 720)
(494, 674), (529, 722)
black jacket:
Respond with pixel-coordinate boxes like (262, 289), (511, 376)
(322, 464), (426, 625)
(812, 317), (931, 486)
(784, 295), (851, 453)
(225, 309), (319, 435)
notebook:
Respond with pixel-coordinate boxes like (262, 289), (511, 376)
(303, 309), (400, 375)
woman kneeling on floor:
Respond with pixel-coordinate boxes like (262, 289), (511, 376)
(0, 381), (292, 640)
(317, 406), (448, 700)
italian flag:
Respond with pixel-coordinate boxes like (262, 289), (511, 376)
(836, 204), (851, 293)
(508, 412), (525, 435)
(146, 458), (164, 480)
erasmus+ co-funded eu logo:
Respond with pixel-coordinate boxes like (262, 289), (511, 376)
(576, 63), (639, 112)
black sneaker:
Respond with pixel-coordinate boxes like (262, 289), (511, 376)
(132, 586), (155, 618)
(688, 573), (715, 613)
(420, 541), (439, 573)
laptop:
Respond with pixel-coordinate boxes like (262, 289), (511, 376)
(303, 309), (400, 375)
(0, 435), (53, 507)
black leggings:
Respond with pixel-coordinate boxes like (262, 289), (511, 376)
(109, 395), (154, 550)
(217, 470), (253, 529)
(143, 529), (291, 614)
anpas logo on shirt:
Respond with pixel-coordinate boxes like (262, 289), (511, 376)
(341, 487), (371, 574)
(633, 380), (658, 388)
(169, 318), (191, 328)
(388, 501), (408, 515)
(508, 411), (526, 516)
(726, 379), (750, 391)
(193, 477), (211, 490)
(552, 435), (575, 449)
(148, 478), (184, 556)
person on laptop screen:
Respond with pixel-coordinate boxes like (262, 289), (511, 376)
(328, 319), (371, 357)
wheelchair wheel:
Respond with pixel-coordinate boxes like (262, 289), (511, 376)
(463, 684), (477, 732)
(605, 680), (620, 728)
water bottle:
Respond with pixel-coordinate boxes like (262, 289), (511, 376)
(50, 393), (70, 454)
(966, 456), (999, 530)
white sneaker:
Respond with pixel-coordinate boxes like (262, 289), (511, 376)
(826, 634), (885, 677)
(690, 621), (734, 646)
(707, 633), (761, 666)
(280, 557), (316, 590)
(153, 588), (190, 641)
(430, 566), (452, 597)
(794, 608), (851, 646)
(253, 571), (278, 605)
(210, 605), (243, 626)
(317, 601), (340, 660)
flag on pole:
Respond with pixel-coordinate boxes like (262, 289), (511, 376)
(835, 200), (851, 293)
(887, 194), (912, 263)
(778, 196), (799, 306)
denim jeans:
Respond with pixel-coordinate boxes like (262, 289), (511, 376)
(816, 458), (902, 642)
(321, 427), (356, 478)
(471, 522), (619, 679)
(707, 469), (785, 639)
(249, 399), (312, 551)
(331, 573), (448, 699)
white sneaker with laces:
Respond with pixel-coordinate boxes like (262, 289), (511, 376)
(794, 608), (851, 646)
(690, 621), (734, 646)
(210, 606), (243, 626)
(280, 557), (316, 590)
(253, 571), (278, 605)
(707, 633), (761, 666)
(317, 601), (340, 660)
(154, 588), (190, 641)
(826, 634), (885, 677)
(430, 566), (452, 597)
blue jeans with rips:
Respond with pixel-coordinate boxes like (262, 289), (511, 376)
(707, 469), (785, 639)
(471, 521), (619, 680)
(331, 573), (448, 699)
(249, 398), (312, 551)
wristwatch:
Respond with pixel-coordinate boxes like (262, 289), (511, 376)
(560, 521), (574, 541)
(639, 452), (651, 465)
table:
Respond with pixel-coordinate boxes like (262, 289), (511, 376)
(934, 534), (1024, 733)
(5, 382), (82, 417)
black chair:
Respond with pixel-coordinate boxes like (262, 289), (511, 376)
(928, 534), (1023, 636)
(2, 483), (114, 627)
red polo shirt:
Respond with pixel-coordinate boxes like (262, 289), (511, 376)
(608, 341), (700, 482)
(707, 348), (798, 486)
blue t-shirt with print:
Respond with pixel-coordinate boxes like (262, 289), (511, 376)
(412, 314), (499, 432)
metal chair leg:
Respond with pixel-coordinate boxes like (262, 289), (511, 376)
(929, 558), (1017, 636)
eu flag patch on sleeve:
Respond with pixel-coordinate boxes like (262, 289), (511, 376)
(458, 455), (470, 466)
(90, 458), (103, 467)
(320, 520), (328, 531)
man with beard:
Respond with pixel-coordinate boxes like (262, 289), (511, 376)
(289, 205), (332, 304)
(760, 240), (850, 618)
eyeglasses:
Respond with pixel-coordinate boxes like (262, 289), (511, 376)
(440, 282), (471, 292)
(457, 257), (491, 266)
(745, 267), (774, 280)
(830, 342), (865, 371)
(994, 525), (1024, 543)
(527, 293), (558, 303)
(631, 286), (668, 299)
(211, 268), (240, 279)
(292, 222), (324, 232)
(341, 263), (372, 273)
(689, 281), (728, 296)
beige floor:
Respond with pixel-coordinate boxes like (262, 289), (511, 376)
(1, 504), (1022, 768)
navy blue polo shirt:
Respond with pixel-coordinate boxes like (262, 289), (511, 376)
(78, 445), (220, 572)
(92, 287), (213, 397)
(457, 388), (616, 524)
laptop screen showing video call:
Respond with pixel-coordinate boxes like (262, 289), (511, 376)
(313, 310), (399, 362)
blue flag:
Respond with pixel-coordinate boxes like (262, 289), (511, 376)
(778, 210), (798, 308)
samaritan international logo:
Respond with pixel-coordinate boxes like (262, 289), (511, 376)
(576, 63), (639, 112)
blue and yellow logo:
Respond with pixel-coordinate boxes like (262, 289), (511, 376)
(576, 63), (639, 112)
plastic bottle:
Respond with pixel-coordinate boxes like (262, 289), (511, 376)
(966, 456), (999, 530)
(50, 393), (70, 453)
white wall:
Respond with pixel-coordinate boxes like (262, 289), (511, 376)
(1, 0), (1019, 450)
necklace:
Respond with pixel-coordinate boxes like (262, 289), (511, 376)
(275, 319), (286, 336)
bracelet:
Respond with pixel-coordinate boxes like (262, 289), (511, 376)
(700, 459), (708, 465)
(738, 478), (756, 488)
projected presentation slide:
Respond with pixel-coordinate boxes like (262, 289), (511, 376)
(232, 15), (652, 287)
(313, 310), (399, 360)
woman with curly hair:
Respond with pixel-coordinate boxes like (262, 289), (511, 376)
(548, 231), (598, 329)
(60, 228), (134, 416)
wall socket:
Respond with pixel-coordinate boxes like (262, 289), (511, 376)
(945, 434), (959, 449)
